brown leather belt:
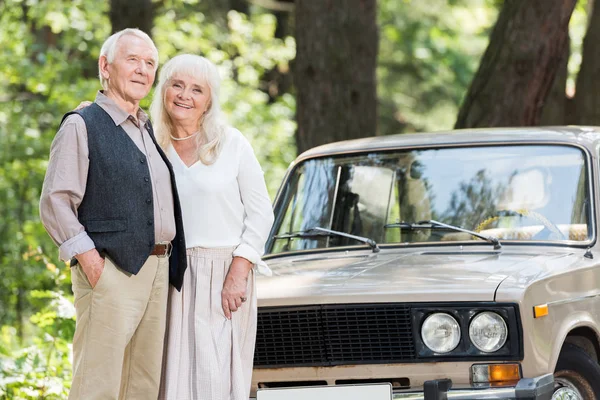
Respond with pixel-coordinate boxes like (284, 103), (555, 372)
(150, 242), (172, 258)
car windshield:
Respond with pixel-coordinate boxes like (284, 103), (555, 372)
(268, 145), (592, 254)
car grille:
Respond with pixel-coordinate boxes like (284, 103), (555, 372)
(254, 303), (416, 368)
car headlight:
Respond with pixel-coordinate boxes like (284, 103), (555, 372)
(469, 312), (508, 352)
(421, 313), (461, 353)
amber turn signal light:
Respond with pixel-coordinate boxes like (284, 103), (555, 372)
(533, 304), (548, 318)
(472, 363), (521, 385)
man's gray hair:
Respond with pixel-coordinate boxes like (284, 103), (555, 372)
(98, 28), (159, 90)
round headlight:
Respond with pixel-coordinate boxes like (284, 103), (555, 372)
(469, 312), (508, 352)
(421, 313), (461, 354)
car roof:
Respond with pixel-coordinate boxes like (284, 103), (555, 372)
(296, 126), (600, 161)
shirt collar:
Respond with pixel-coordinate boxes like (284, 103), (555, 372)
(95, 91), (149, 127)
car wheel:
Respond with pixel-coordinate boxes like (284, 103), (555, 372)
(552, 343), (600, 400)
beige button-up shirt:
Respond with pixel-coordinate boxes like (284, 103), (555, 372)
(40, 91), (176, 261)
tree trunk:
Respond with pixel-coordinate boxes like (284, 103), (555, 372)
(455, 0), (576, 129)
(294, 0), (378, 154)
(540, 36), (569, 125)
(274, 8), (293, 39)
(110, 0), (153, 35)
(573, 0), (600, 124)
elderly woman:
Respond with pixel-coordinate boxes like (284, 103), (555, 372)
(151, 54), (274, 400)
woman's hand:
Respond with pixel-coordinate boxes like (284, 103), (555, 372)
(74, 101), (93, 111)
(221, 256), (253, 319)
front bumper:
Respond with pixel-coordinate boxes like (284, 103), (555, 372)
(251, 374), (554, 400)
(392, 374), (554, 400)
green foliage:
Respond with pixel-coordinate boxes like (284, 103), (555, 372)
(0, 271), (74, 399)
(568, 0), (591, 95)
(0, 0), (102, 340)
(377, 0), (498, 134)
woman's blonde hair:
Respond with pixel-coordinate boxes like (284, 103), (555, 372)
(150, 54), (226, 165)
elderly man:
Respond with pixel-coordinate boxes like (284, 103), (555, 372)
(39, 28), (186, 400)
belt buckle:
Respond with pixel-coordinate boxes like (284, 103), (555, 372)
(156, 241), (173, 258)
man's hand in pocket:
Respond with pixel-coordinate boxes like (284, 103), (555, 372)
(75, 249), (105, 288)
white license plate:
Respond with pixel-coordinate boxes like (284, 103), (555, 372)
(257, 383), (392, 400)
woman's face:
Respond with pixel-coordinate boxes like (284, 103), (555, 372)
(164, 72), (211, 127)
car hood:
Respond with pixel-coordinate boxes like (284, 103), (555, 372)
(257, 248), (576, 306)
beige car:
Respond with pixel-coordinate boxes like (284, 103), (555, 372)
(251, 127), (600, 400)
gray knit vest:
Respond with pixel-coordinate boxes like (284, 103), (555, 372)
(61, 103), (187, 290)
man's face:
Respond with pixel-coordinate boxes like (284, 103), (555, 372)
(102, 35), (157, 104)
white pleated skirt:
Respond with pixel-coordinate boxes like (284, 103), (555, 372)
(159, 247), (257, 400)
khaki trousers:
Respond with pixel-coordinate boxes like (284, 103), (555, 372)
(68, 255), (169, 400)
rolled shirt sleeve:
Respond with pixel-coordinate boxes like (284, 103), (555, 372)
(232, 137), (275, 267)
(39, 115), (95, 261)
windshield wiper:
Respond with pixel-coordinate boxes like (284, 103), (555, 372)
(273, 227), (380, 253)
(384, 219), (502, 250)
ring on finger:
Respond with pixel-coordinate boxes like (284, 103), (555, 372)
(240, 296), (247, 302)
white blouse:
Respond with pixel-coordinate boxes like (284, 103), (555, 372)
(167, 128), (274, 272)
